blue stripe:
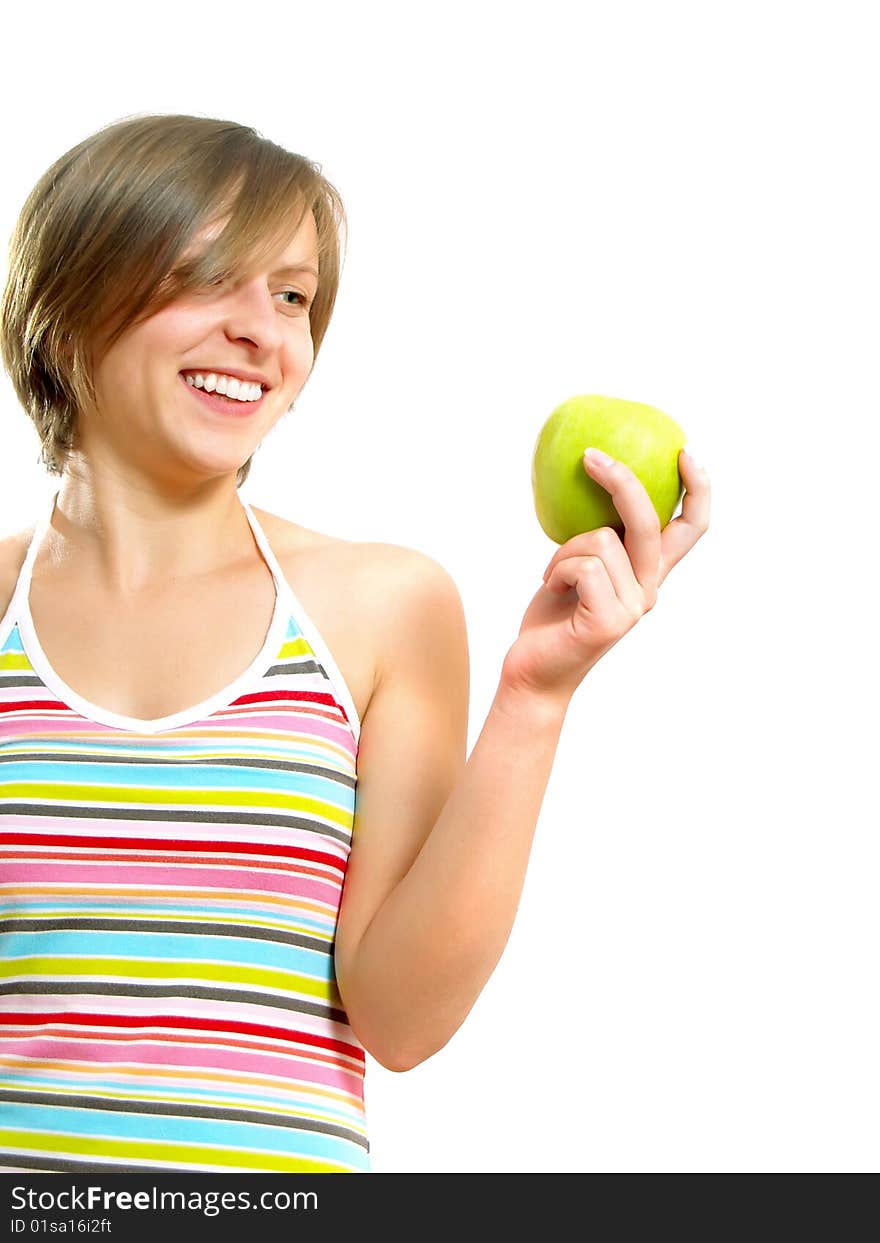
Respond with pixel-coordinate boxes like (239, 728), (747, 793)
(0, 932), (335, 978)
(0, 761), (353, 802)
(0, 1101), (369, 1167)
(0, 1074), (362, 1128)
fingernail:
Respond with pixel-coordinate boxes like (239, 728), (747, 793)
(683, 446), (702, 470)
(584, 447), (613, 466)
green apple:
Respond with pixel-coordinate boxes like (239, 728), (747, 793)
(532, 393), (687, 543)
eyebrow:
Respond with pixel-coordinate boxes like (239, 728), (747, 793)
(274, 263), (319, 280)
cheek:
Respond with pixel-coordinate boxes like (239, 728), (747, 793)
(108, 315), (193, 383)
(153, 306), (207, 344)
(286, 328), (315, 371)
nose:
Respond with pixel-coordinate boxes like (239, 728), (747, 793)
(218, 276), (285, 354)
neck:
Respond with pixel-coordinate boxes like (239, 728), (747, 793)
(45, 468), (252, 598)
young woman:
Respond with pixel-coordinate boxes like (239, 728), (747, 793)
(0, 113), (710, 1173)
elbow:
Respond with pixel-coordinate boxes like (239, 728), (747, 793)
(368, 1038), (423, 1073)
(362, 1036), (437, 1073)
(374, 1036), (451, 1073)
(340, 999), (420, 1072)
(339, 980), (435, 1072)
(338, 971), (456, 1072)
(379, 1049), (418, 1073)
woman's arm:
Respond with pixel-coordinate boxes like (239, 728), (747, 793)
(335, 550), (567, 1072)
(335, 448), (709, 1071)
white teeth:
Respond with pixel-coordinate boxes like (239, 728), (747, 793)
(184, 372), (263, 401)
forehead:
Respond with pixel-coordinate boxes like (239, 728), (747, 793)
(187, 208), (319, 269)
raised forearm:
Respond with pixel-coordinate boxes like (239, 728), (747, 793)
(342, 680), (568, 1071)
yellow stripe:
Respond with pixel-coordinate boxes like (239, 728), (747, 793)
(0, 731), (355, 766)
(0, 1129), (356, 1172)
(0, 956), (343, 1005)
(0, 653), (32, 671)
(278, 637), (314, 658)
(2, 782), (353, 827)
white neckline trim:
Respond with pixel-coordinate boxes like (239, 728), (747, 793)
(4, 488), (362, 744)
(242, 497), (362, 747)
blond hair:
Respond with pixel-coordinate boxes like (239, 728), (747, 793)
(0, 112), (347, 487)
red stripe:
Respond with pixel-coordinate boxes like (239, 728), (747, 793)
(0, 687), (349, 722)
(231, 688), (345, 713)
(0, 834), (345, 871)
(0, 700), (71, 714)
(0, 1011), (365, 1061)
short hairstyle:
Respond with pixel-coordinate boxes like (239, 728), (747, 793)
(0, 112), (348, 488)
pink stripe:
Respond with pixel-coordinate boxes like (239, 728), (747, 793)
(1, 863), (343, 904)
(2, 855), (346, 888)
(0, 1021), (350, 1064)
(0, 713), (109, 735)
(0, 710), (355, 748)
(0, 1036), (365, 1096)
(215, 712), (356, 755)
(4, 1064), (356, 1110)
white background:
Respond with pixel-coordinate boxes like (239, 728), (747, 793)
(1, 1), (877, 1173)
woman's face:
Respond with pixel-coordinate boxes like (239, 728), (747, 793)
(74, 210), (320, 486)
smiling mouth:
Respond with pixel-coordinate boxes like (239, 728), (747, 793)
(179, 373), (266, 417)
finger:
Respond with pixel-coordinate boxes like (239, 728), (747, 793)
(657, 450), (711, 585)
(582, 449), (662, 593)
(543, 528), (643, 610)
(546, 553), (618, 619)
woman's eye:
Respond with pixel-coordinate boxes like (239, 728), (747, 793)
(197, 278), (310, 309)
(278, 289), (310, 308)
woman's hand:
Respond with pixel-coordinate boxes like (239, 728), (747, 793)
(500, 447), (711, 708)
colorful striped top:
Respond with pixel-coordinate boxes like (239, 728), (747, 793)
(0, 488), (369, 1173)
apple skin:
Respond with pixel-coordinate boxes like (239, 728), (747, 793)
(532, 394), (687, 544)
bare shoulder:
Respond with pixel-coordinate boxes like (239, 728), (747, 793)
(251, 506), (467, 704)
(0, 526), (33, 621)
(252, 505), (464, 605)
(348, 538), (470, 699)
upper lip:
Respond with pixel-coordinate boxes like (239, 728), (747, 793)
(180, 366), (272, 389)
